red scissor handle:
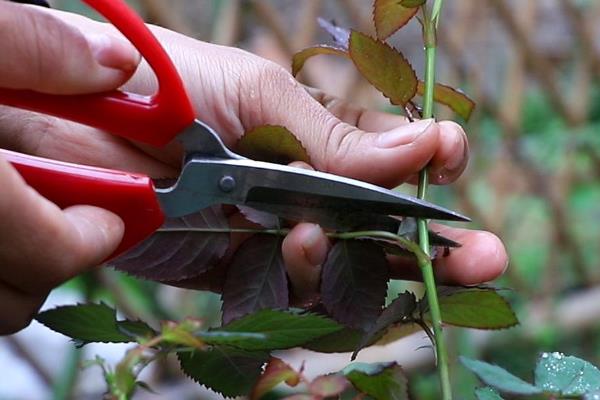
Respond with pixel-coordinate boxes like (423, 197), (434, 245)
(0, 0), (196, 147)
(0, 0), (197, 258)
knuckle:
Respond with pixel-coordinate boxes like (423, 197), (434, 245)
(321, 119), (365, 173)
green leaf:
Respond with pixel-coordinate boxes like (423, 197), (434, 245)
(161, 319), (205, 349)
(460, 357), (542, 395)
(309, 374), (349, 397)
(178, 347), (269, 398)
(343, 362), (409, 400)
(353, 291), (417, 359)
(417, 81), (476, 121)
(304, 327), (364, 353)
(291, 45), (349, 77)
(349, 31), (417, 106)
(237, 125), (311, 164)
(430, 288), (519, 329)
(35, 303), (150, 345)
(373, 0), (420, 39)
(321, 239), (389, 330)
(116, 320), (156, 340)
(218, 309), (343, 350)
(400, 0), (426, 6)
(222, 235), (288, 324)
(475, 387), (505, 400)
(251, 357), (300, 400)
(535, 352), (600, 395)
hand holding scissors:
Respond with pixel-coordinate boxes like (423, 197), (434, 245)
(0, 0), (507, 333)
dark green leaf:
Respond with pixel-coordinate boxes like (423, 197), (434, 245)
(251, 357), (300, 400)
(218, 309), (343, 350)
(109, 206), (229, 281)
(178, 347), (269, 397)
(116, 320), (156, 340)
(349, 31), (417, 106)
(321, 239), (389, 330)
(373, 0), (420, 39)
(35, 303), (144, 345)
(417, 81), (476, 121)
(535, 352), (600, 395)
(343, 362), (409, 400)
(292, 45), (348, 77)
(475, 387), (505, 400)
(461, 357), (542, 395)
(222, 235), (288, 324)
(429, 288), (518, 329)
(304, 327), (364, 353)
(237, 125), (311, 164)
(353, 291), (417, 359)
(309, 374), (349, 397)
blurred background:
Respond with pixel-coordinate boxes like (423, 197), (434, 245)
(3, 0), (600, 398)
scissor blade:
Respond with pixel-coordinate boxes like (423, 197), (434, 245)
(158, 158), (469, 223)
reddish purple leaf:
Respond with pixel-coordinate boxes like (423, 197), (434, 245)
(251, 357), (301, 400)
(373, 0), (420, 40)
(309, 374), (350, 397)
(109, 206), (229, 282)
(236, 125), (310, 164)
(238, 206), (280, 229)
(417, 81), (476, 121)
(292, 45), (349, 77)
(349, 31), (417, 106)
(317, 17), (350, 50)
(222, 235), (288, 324)
(321, 240), (389, 331)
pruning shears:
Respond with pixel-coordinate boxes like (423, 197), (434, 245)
(0, 0), (468, 259)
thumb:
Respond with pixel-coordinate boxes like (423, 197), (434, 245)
(240, 65), (442, 188)
(0, 1), (140, 94)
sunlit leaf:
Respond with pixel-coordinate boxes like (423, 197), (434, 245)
(222, 235), (288, 324)
(35, 303), (152, 346)
(321, 240), (389, 330)
(309, 374), (349, 397)
(417, 81), (476, 121)
(317, 17), (351, 49)
(292, 45), (348, 77)
(178, 347), (269, 397)
(426, 288), (518, 329)
(535, 352), (600, 395)
(475, 387), (505, 400)
(461, 357), (542, 395)
(109, 206), (229, 281)
(343, 362), (409, 400)
(219, 309), (343, 350)
(251, 357), (301, 400)
(237, 125), (311, 164)
(353, 291), (417, 359)
(373, 0), (420, 40)
(349, 31), (417, 106)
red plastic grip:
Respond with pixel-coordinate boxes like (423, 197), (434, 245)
(0, 0), (195, 147)
(2, 150), (165, 259)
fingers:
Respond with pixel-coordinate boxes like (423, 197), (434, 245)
(233, 65), (468, 188)
(0, 156), (124, 333)
(282, 223), (329, 305)
(389, 224), (508, 285)
(0, 1), (140, 94)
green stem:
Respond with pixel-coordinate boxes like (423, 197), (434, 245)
(418, 1), (452, 399)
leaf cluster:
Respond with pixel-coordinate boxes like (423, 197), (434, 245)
(463, 352), (600, 399)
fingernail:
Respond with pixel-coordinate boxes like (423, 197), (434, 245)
(86, 33), (140, 71)
(302, 225), (328, 266)
(501, 259), (509, 275)
(376, 119), (435, 148)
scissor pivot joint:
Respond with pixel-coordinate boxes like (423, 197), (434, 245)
(219, 176), (236, 192)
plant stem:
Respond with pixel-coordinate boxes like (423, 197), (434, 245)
(418, 1), (452, 399)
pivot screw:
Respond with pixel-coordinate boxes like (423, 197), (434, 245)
(219, 176), (236, 192)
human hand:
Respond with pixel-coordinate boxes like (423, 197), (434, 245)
(0, 3), (507, 333)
